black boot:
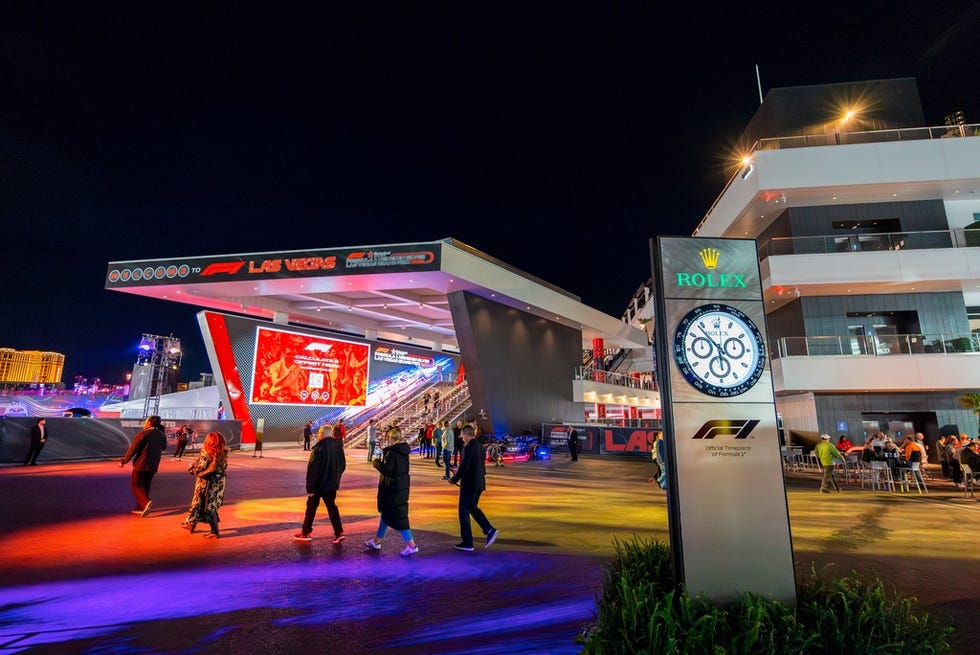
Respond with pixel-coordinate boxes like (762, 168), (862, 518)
(205, 510), (220, 538)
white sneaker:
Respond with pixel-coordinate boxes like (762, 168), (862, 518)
(400, 544), (419, 557)
(364, 539), (381, 551)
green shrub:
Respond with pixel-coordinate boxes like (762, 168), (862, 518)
(578, 536), (954, 655)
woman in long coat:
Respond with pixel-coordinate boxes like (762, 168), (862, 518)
(180, 431), (229, 538)
(364, 427), (419, 556)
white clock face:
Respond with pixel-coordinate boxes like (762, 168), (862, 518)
(673, 303), (766, 397)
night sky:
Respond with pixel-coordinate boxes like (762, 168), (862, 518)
(3, 3), (979, 383)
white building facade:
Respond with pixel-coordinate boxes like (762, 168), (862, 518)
(692, 78), (980, 451)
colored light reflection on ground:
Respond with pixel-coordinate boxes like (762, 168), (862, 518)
(3, 452), (980, 653)
(0, 554), (596, 653)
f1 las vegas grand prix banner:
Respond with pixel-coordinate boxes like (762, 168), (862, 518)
(250, 327), (369, 406)
(105, 242), (440, 288)
(198, 311), (459, 447)
(651, 236), (796, 604)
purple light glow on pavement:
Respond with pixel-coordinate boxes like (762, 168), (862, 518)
(0, 553), (597, 653)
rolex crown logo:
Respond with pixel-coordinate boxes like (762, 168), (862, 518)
(712, 317), (721, 329)
(699, 248), (720, 270)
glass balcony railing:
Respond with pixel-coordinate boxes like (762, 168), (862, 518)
(574, 366), (658, 391)
(754, 123), (980, 152)
(771, 333), (980, 359)
(758, 228), (976, 258)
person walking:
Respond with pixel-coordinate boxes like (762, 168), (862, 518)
(173, 425), (192, 460)
(433, 421), (444, 467)
(119, 415), (168, 516)
(567, 425), (579, 462)
(448, 425), (498, 551)
(295, 422), (347, 543)
(180, 431), (230, 538)
(302, 420), (313, 451)
(815, 433), (843, 493)
(23, 418), (48, 466)
(417, 425), (427, 459)
(441, 421), (454, 480)
(366, 418), (377, 462)
(452, 420), (464, 466)
(364, 427), (419, 556)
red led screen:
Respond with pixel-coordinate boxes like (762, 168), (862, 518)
(250, 327), (369, 406)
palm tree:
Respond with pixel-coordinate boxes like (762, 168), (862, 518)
(956, 392), (980, 416)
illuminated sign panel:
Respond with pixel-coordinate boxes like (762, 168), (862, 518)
(250, 327), (369, 406)
(105, 242), (442, 288)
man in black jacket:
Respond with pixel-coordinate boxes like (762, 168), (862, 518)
(23, 418), (48, 466)
(295, 422), (347, 544)
(449, 425), (498, 551)
(120, 415), (167, 517)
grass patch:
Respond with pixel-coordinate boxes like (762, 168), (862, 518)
(577, 536), (954, 654)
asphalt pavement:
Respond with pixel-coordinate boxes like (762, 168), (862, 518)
(2, 449), (979, 654)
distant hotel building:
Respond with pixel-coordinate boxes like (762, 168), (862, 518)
(0, 348), (65, 388)
(689, 78), (980, 446)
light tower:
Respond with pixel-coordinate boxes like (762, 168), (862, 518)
(130, 334), (182, 417)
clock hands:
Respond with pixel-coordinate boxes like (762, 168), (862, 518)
(695, 323), (732, 378)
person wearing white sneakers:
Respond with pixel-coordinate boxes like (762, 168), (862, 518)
(294, 422), (347, 544)
(449, 425), (498, 552)
(364, 427), (419, 556)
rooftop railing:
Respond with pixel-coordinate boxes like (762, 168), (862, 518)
(771, 333), (980, 359)
(692, 122), (980, 237)
(754, 123), (980, 152)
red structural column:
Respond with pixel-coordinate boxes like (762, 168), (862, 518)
(592, 337), (606, 418)
(592, 337), (605, 382)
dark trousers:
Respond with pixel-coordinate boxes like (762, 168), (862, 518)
(174, 440), (188, 458)
(458, 489), (493, 547)
(23, 443), (44, 465)
(443, 448), (452, 479)
(820, 465), (839, 492)
(950, 461), (963, 484)
(131, 469), (157, 509)
(302, 490), (343, 536)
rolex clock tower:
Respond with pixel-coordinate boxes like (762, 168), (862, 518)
(651, 236), (797, 604)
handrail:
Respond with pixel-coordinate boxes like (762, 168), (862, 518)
(757, 228), (973, 258)
(771, 333), (980, 359)
(753, 123), (980, 152)
(574, 366), (657, 391)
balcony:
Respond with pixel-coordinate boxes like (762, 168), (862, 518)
(758, 229), (974, 258)
(771, 333), (980, 359)
(572, 365), (660, 408)
(769, 333), (980, 393)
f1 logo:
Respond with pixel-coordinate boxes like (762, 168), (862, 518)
(200, 261), (246, 276)
(692, 419), (759, 440)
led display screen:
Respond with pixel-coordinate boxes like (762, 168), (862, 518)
(250, 327), (369, 406)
